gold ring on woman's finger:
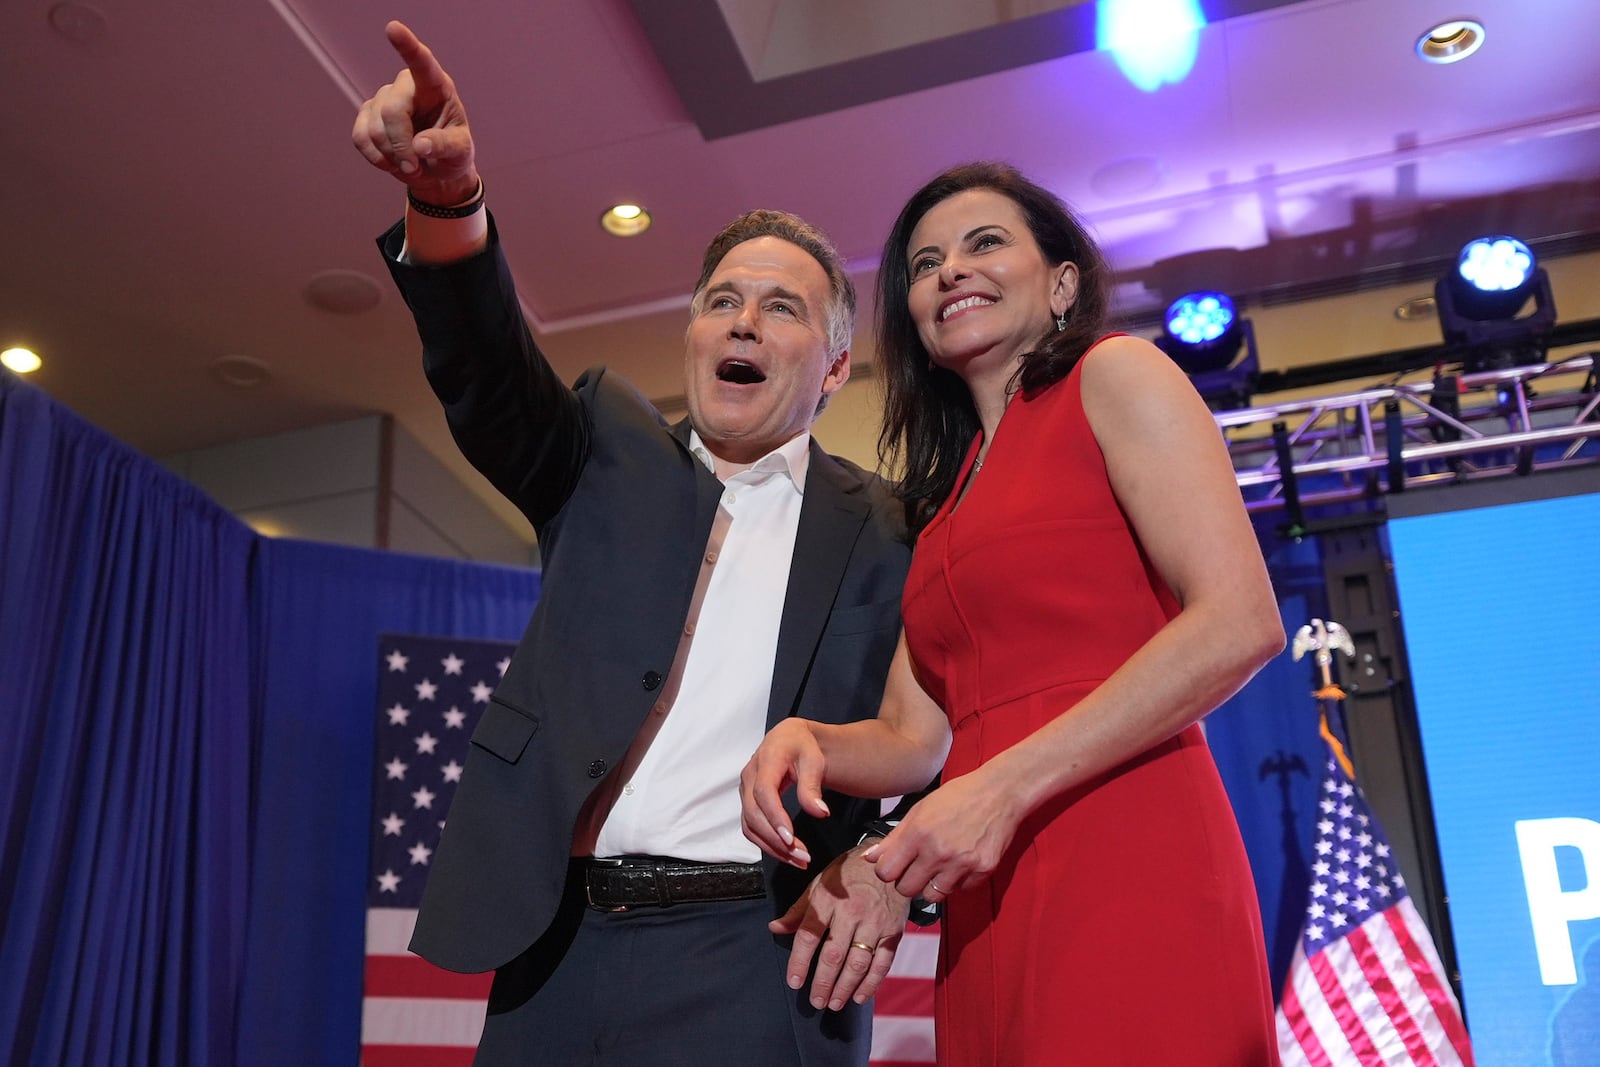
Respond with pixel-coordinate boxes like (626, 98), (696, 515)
(849, 941), (874, 953)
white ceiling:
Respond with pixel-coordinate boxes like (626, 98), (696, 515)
(5, 0), (1599, 541)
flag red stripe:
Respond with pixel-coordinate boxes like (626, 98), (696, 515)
(1307, 945), (1382, 1062)
(1384, 908), (1477, 1067)
(1346, 924), (1437, 1067)
(1280, 981), (1336, 1067)
(363, 954), (495, 999)
(361, 1045), (476, 1066)
(872, 1061), (937, 1067)
(873, 977), (933, 1016)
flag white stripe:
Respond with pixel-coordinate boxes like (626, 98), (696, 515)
(1276, 1007), (1315, 1067)
(870, 1014), (936, 1061)
(361, 996), (485, 1047)
(1363, 910), (1465, 1067)
(366, 907), (420, 955)
(1321, 937), (1409, 1066)
(1359, 915), (1441, 1064)
(1396, 901), (1468, 1067)
(1285, 942), (1355, 1059)
(886, 930), (939, 979)
(1396, 898), (1456, 1000)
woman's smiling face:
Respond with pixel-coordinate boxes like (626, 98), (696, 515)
(905, 188), (1074, 372)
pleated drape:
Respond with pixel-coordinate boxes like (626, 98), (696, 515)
(1, 371), (538, 1065)
(1, 370), (254, 1066)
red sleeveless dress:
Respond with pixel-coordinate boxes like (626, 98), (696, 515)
(901, 341), (1279, 1065)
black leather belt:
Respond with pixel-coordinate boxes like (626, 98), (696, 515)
(580, 856), (766, 911)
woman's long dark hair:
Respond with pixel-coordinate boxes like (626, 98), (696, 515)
(876, 162), (1112, 532)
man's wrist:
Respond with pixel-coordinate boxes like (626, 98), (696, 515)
(407, 175), (485, 218)
(855, 818), (897, 848)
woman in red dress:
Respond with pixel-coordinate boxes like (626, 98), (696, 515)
(742, 162), (1284, 1065)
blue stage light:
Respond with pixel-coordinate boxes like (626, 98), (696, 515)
(1096, 0), (1205, 92)
(1156, 291), (1256, 409)
(1456, 236), (1534, 295)
(1165, 291), (1235, 346)
(1442, 236), (1544, 325)
(1434, 235), (1556, 365)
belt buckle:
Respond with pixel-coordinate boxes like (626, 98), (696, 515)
(584, 858), (631, 913)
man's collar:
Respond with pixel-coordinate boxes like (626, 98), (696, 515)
(688, 429), (811, 492)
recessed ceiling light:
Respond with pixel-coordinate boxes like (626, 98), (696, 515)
(1415, 19), (1485, 64)
(600, 204), (652, 237)
(1090, 156), (1167, 200)
(211, 354), (272, 388)
(2, 346), (43, 374)
(48, 2), (108, 45)
(1394, 296), (1437, 321)
(304, 269), (383, 315)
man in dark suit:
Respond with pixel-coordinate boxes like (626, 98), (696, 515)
(353, 21), (916, 1066)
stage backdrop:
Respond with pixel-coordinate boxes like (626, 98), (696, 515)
(1388, 469), (1600, 1067)
(2, 368), (1347, 1064)
(236, 538), (538, 1066)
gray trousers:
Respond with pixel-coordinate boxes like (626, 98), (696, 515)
(474, 866), (808, 1066)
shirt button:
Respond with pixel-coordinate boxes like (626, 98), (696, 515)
(642, 671), (663, 690)
(705, 550), (718, 564)
(724, 491), (737, 504)
(623, 783), (635, 796)
(587, 759), (607, 778)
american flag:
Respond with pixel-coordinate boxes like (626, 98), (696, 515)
(1276, 715), (1475, 1067)
(362, 634), (936, 1064)
(362, 635), (508, 1065)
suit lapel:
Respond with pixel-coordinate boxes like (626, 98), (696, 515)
(666, 416), (694, 452)
(766, 442), (870, 728)
(669, 416), (725, 538)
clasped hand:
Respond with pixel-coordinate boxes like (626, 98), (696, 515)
(741, 720), (1022, 902)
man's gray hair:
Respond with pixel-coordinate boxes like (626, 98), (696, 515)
(689, 209), (855, 359)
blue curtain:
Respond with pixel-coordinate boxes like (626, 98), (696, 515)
(1, 371), (538, 1065)
(236, 538), (536, 1066)
(0, 371), (256, 1066)
(1206, 532), (1330, 996)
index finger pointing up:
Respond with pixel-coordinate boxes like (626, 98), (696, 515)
(385, 20), (448, 95)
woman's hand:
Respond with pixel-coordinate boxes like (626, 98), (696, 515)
(862, 768), (1023, 900)
(740, 718), (830, 868)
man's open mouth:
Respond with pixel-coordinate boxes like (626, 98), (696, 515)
(717, 359), (766, 384)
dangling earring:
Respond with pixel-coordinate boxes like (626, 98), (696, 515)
(1054, 308), (1070, 332)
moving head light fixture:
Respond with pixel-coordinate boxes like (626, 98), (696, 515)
(1155, 291), (1259, 411)
(1434, 235), (1556, 371)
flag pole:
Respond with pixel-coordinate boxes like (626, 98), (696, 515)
(1276, 617), (1478, 1067)
(1291, 617), (1357, 775)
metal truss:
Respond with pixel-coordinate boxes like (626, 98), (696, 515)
(1218, 352), (1600, 515)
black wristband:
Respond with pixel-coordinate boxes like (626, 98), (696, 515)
(407, 178), (485, 219)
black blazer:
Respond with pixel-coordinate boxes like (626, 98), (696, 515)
(378, 220), (911, 998)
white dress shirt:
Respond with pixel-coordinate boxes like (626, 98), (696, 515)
(575, 429), (810, 863)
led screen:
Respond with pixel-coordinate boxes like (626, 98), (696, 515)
(1388, 475), (1600, 1066)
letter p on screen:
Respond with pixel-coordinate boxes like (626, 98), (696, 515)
(1515, 817), (1600, 985)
